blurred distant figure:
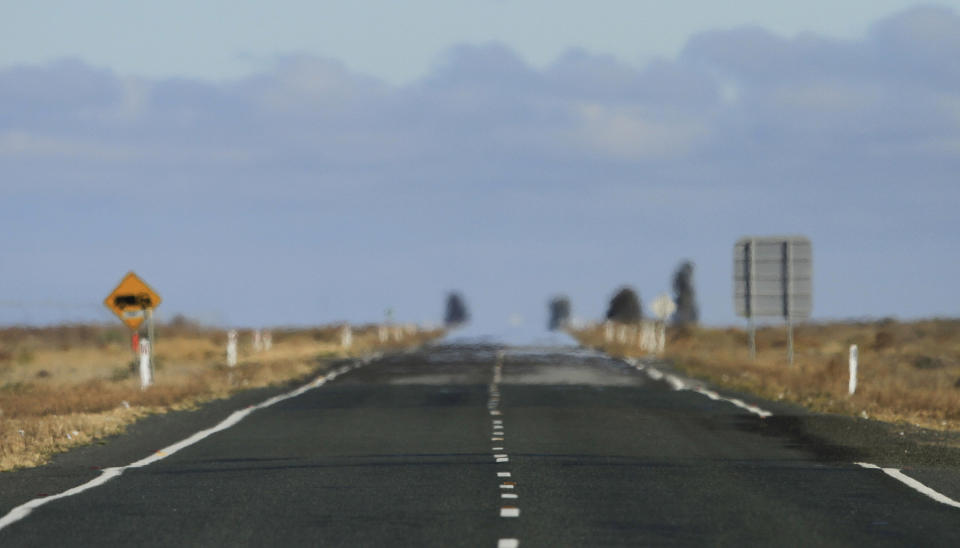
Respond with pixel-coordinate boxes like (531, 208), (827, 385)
(444, 292), (470, 327)
(606, 287), (642, 323)
(672, 261), (699, 326)
(548, 295), (571, 331)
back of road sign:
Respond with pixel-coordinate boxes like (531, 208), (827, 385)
(734, 236), (812, 320)
(652, 294), (677, 321)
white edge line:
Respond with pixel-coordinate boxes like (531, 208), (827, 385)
(640, 363), (773, 419)
(631, 359), (960, 511)
(856, 462), (960, 509)
(0, 356), (376, 532)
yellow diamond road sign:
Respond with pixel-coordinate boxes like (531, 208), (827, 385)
(104, 272), (162, 330)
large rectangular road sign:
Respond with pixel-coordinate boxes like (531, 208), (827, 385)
(734, 236), (812, 320)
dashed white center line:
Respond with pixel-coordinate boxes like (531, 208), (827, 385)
(490, 351), (522, 544)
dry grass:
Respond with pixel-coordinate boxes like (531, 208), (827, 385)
(570, 319), (960, 432)
(0, 322), (444, 471)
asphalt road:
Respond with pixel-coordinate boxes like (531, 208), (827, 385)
(2, 343), (960, 546)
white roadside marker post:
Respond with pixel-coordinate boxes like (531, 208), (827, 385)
(226, 330), (238, 367)
(341, 325), (353, 349)
(138, 339), (153, 390)
(253, 329), (263, 352)
(378, 326), (387, 343)
(641, 321), (656, 353)
(652, 294), (676, 356)
(656, 322), (666, 355)
(849, 344), (858, 396)
(263, 330), (272, 351)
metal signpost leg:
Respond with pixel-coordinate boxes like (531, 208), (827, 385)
(749, 317), (756, 359)
(146, 308), (156, 381)
(787, 319), (794, 366)
(785, 240), (794, 366)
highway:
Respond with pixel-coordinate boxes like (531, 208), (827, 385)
(2, 343), (960, 546)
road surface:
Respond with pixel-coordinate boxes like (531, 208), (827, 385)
(2, 343), (960, 546)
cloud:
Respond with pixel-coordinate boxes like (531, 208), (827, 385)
(574, 104), (710, 159)
(2, 6), (954, 173)
(0, 131), (140, 161)
(2, 6), (960, 326)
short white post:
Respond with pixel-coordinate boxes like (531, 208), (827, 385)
(263, 330), (272, 351)
(138, 339), (153, 390)
(848, 344), (858, 396)
(341, 325), (353, 349)
(641, 321), (656, 352)
(617, 325), (626, 343)
(253, 329), (263, 352)
(656, 322), (666, 355)
(393, 326), (403, 341)
(226, 330), (238, 367)
(378, 326), (388, 343)
(604, 322), (613, 342)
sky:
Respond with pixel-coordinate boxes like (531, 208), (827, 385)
(2, 2), (960, 338)
(3, 1), (957, 85)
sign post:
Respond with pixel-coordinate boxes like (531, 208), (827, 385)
(734, 236), (812, 365)
(104, 272), (162, 387)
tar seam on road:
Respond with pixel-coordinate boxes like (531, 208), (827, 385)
(625, 358), (960, 511)
(490, 351), (521, 548)
(0, 354), (382, 533)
